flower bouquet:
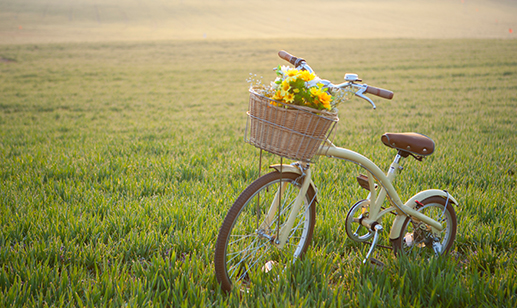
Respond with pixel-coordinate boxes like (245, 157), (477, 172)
(245, 66), (343, 162)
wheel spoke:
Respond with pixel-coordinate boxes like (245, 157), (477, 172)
(227, 236), (262, 263)
(228, 240), (269, 279)
(229, 233), (256, 245)
(215, 171), (315, 292)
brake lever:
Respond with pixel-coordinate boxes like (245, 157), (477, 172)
(354, 84), (377, 109)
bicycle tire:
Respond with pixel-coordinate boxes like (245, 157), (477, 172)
(391, 196), (457, 256)
(214, 171), (316, 292)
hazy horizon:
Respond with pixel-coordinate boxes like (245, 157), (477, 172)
(1, 0), (516, 44)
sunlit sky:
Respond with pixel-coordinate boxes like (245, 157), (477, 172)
(0, 0), (515, 44)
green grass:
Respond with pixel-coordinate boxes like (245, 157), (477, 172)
(1, 38), (516, 307)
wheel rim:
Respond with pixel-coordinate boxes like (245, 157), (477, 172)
(401, 202), (453, 255)
(224, 177), (313, 289)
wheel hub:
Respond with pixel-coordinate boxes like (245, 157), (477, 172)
(256, 229), (275, 242)
(410, 221), (439, 248)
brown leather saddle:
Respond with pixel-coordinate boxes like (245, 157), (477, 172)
(381, 132), (435, 160)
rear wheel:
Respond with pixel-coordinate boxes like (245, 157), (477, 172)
(214, 171), (316, 292)
(392, 196), (457, 256)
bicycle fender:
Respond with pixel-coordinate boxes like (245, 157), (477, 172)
(389, 189), (458, 240)
(269, 164), (318, 203)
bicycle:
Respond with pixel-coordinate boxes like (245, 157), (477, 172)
(214, 51), (458, 292)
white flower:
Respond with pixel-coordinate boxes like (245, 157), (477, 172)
(306, 77), (322, 88)
(277, 65), (290, 77)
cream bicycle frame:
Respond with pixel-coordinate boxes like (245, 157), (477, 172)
(268, 141), (457, 250)
(259, 51), (458, 256)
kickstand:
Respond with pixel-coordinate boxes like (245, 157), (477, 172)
(363, 224), (385, 269)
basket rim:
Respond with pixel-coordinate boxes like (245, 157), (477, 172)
(249, 87), (339, 121)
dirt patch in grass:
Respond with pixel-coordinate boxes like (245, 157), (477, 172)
(0, 57), (16, 63)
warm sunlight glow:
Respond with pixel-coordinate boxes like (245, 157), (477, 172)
(0, 0), (515, 44)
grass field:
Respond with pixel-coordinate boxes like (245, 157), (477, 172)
(1, 38), (516, 307)
(1, 0), (517, 306)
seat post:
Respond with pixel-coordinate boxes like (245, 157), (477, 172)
(387, 152), (404, 182)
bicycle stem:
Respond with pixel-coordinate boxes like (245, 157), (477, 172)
(295, 60), (378, 109)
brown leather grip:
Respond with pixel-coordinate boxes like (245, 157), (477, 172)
(366, 86), (394, 100)
(278, 50), (305, 66)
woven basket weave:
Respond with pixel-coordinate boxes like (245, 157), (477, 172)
(246, 89), (338, 162)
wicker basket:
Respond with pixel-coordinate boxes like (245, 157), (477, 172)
(245, 88), (339, 162)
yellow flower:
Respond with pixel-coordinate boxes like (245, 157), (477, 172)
(264, 66), (336, 110)
(281, 80), (291, 92)
(299, 70), (316, 82)
(310, 87), (322, 97)
(287, 68), (299, 77)
(318, 91), (332, 110)
(284, 92), (295, 103)
(272, 90), (283, 101)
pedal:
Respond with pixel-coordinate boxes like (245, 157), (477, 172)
(356, 174), (370, 190)
(356, 174), (378, 191)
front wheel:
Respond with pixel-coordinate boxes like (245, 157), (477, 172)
(391, 196), (457, 256)
(214, 171), (316, 292)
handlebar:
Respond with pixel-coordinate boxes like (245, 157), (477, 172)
(277, 50), (394, 108)
(278, 50), (305, 67)
(366, 85), (394, 100)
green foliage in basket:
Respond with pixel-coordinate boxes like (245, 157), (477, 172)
(251, 66), (350, 111)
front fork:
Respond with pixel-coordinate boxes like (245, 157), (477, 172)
(259, 165), (312, 249)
